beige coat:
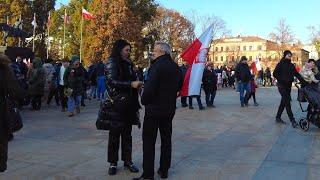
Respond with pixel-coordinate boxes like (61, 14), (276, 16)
(300, 67), (319, 84)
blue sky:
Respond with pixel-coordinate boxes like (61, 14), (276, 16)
(56, 0), (319, 44)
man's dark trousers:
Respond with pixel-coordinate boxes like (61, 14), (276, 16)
(142, 113), (174, 178)
(0, 126), (8, 171)
(181, 96), (188, 106)
(276, 85), (294, 120)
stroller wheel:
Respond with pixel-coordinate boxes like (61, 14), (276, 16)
(299, 118), (309, 131)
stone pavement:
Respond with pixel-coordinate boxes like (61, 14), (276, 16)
(1, 87), (320, 180)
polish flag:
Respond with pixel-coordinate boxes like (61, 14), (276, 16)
(180, 24), (215, 96)
(82, 8), (94, 20)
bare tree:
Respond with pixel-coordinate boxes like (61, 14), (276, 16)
(269, 18), (295, 57)
(308, 25), (320, 57)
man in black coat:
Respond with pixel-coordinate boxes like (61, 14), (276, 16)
(235, 56), (252, 107)
(202, 62), (217, 107)
(273, 50), (306, 128)
(133, 42), (183, 180)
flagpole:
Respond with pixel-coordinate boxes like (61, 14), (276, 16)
(18, 14), (22, 47)
(47, 11), (50, 59)
(80, 7), (83, 63)
(63, 9), (66, 59)
(32, 13), (36, 52)
(5, 16), (9, 46)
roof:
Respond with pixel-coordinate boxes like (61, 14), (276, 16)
(214, 36), (270, 44)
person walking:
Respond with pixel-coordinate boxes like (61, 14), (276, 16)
(28, 58), (45, 111)
(88, 62), (97, 100)
(96, 60), (107, 101)
(179, 63), (188, 107)
(273, 50), (307, 128)
(105, 40), (142, 176)
(202, 62), (217, 108)
(64, 56), (85, 117)
(57, 60), (69, 112)
(0, 55), (24, 172)
(245, 75), (259, 106)
(235, 56), (252, 107)
(46, 60), (60, 106)
(133, 42), (183, 180)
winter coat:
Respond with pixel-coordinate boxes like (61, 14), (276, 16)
(0, 59), (25, 138)
(105, 57), (141, 125)
(202, 68), (217, 92)
(300, 67), (319, 84)
(43, 63), (56, 91)
(63, 65), (86, 96)
(88, 64), (97, 86)
(96, 62), (106, 77)
(141, 54), (183, 117)
(28, 59), (45, 96)
(273, 58), (306, 88)
(235, 63), (251, 83)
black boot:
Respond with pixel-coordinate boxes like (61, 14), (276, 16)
(157, 169), (168, 179)
(276, 117), (286, 124)
(108, 163), (117, 176)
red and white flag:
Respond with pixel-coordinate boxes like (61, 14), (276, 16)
(180, 24), (215, 96)
(82, 8), (94, 20)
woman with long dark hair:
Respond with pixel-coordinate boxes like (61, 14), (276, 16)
(0, 55), (24, 172)
(105, 39), (142, 176)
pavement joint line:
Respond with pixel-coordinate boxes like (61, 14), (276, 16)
(252, 125), (289, 176)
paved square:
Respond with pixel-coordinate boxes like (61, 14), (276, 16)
(1, 87), (320, 180)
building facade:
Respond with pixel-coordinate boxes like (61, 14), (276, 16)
(208, 36), (309, 70)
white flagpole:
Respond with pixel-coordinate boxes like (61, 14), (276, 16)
(47, 11), (50, 59)
(80, 7), (83, 63)
(63, 9), (66, 59)
(32, 13), (36, 52)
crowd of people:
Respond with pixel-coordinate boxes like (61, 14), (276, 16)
(1, 40), (320, 179)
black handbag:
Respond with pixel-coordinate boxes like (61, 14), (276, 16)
(4, 96), (23, 133)
(95, 92), (125, 131)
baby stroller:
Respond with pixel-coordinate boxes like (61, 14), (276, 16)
(296, 82), (320, 131)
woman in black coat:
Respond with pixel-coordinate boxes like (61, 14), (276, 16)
(105, 39), (142, 176)
(0, 55), (24, 173)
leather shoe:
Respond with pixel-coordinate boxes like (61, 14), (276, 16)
(132, 175), (154, 180)
(157, 169), (168, 179)
(124, 162), (139, 173)
(108, 164), (117, 175)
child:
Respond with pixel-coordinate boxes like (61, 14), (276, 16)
(245, 75), (259, 106)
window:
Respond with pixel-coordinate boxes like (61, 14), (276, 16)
(232, 56), (235, 61)
(215, 47), (218, 52)
(226, 46), (229, 51)
(249, 46), (253, 51)
(221, 47), (224, 52)
(221, 56), (224, 61)
(215, 56), (218, 61)
(243, 46), (247, 51)
(257, 45), (262, 50)
(249, 56), (253, 61)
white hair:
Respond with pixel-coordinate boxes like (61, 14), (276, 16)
(155, 42), (172, 56)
